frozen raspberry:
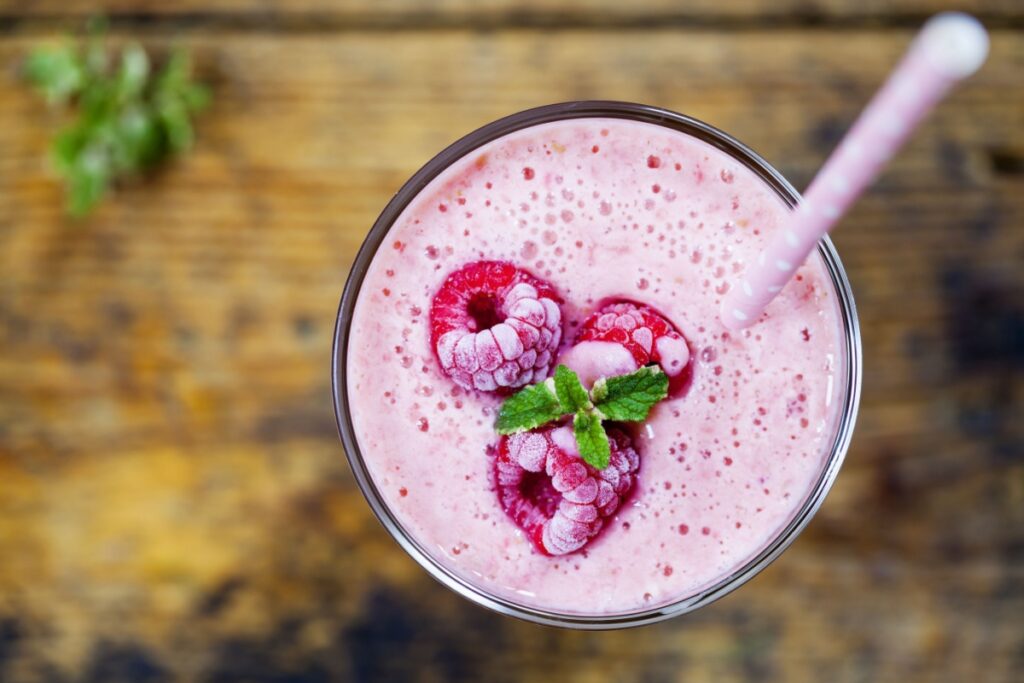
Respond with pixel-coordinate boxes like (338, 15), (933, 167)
(431, 261), (562, 392)
(574, 301), (690, 392)
(492, 424), (640, 556)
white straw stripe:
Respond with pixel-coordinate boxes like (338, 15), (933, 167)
(830, 176), (850, 192)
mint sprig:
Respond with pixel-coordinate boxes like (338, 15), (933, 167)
(496, 364), (669, 469)
(24, 25), (210, 216)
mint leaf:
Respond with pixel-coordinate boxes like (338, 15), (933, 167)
(553, 364), (590, 413)
(116, 43), (149, 100)
(573, 410), (610, 469)
(592, 365), (669, 422)
(25, 45), (85, 104)
(495, 379), (564, 434)
(67, 147), (112, 216)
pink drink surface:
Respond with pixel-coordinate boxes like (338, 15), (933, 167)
(346, 117), (844, 615)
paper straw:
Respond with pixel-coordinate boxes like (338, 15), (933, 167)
(720, 12), (989, 330)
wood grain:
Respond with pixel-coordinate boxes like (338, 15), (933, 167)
(0, 14), (1022, 683)
(0, 0), (1021, 26)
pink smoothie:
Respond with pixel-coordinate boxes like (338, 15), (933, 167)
(345, 117), (845, 615)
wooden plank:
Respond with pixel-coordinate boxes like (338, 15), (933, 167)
(0, 27), (1021, 683)
(0, 0), (1021, 25)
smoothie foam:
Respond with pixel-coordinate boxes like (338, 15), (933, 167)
(345, 117), (844, 615)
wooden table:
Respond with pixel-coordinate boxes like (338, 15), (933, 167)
(0, 2), (1021, 681)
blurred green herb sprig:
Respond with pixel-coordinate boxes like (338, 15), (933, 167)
(24, 26), (209, 216)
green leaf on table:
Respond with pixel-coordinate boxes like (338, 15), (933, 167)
(68, 145), (113, 216)
(24, 45), (86, 104)
(116, 43), (149, 100)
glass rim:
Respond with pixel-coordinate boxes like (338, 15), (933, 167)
(332, 101), (863, 629)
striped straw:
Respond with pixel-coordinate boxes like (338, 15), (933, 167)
(721, 12), (989, 330)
